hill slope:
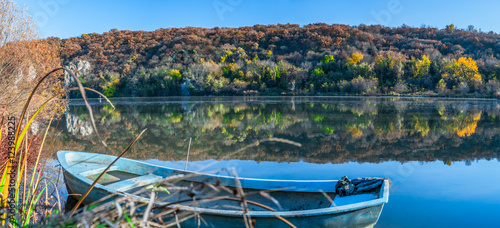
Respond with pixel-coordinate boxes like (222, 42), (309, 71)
(53, 23), (500, 97)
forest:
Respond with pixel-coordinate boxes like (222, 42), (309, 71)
(53, 23), (500, 98)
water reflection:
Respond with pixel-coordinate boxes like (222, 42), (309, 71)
(51, 97), (500, 227)
(66, 112), (94, 136)
(53, 97), (500, 165)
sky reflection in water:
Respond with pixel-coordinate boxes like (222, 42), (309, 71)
(146, 158), (500, 227)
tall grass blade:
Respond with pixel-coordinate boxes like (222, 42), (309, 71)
(1, 66), (113, 225)
(14, 97), (52, 204)
(13, 68), (63, 155)
(26, 117), (54, 214)
(70, 128), (148, 217)
(12, 85), (114, 207)
(4, 68), (63, 213)
(23, 182), (48, 226)
(0, 107), (7, 225)
(64, 68), (108, 146)
(0, 107), (7, 195)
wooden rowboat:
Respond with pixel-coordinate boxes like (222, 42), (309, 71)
(58, 150), (390, 227)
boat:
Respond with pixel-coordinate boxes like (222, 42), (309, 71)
(58, 150), (390, 228)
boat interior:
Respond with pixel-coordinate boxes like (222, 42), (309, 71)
(64, 152), (382, 212)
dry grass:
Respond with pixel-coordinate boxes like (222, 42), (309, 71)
(44, 167), (297, 228)
(0, 67), (113, 227)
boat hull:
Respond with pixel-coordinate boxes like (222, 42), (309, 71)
(178, 205), (383, 228)
(59, 151), (388, 228)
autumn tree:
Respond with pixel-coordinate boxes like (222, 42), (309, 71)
(0, 0), (64, 116)
(438, 57), (484, 93)
(445, 24), (455, 32)
(348, 52), (363, 65)
(448, 57), (482, 81)
(409, 55), (431, 79)
(374, 51), (406, 88)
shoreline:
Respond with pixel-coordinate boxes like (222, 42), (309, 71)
(64, 94), (500, 106)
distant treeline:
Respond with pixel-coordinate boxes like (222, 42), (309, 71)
(51, 23), (500, 97)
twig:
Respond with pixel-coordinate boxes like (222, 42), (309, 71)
(259, 191), (283, 210)
(65, 68), (107, 147)
(69, 128), (148, 217)
(319, 190), (336, 207)
(97, 214), (117, 228)
(184, 137), (192, 171)
(230, 168), (253, 228)
(142, 190), (155, 226)
(174, 211), (180, 228)
(115, 201), (123, 220)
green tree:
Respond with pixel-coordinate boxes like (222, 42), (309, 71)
(409, 55), (431, 79)
(374, 51), (406, 88)
(322, 55), (335, 64)
(312, 67), (325, 76)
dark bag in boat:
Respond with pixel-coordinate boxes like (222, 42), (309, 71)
(335, 176), (385, 197)
(335, 176), (355, 197)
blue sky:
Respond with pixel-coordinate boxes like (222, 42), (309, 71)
(15, 0), (499, 38)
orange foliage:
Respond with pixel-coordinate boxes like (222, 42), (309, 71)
(347, 126), (363, 138)
(0, 0), (64, 116)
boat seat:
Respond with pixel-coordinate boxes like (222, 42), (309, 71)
(105, 174), (163, 192)
(79, 166), (119, 177)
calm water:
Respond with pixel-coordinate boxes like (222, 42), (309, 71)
(51, 96), (500, 227)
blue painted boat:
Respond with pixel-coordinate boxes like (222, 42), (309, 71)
(58, 150), (390, 227)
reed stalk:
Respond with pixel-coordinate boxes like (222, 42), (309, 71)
(0, 67), (114, 226)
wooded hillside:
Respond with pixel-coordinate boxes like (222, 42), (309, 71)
(53, 23), (500, 97)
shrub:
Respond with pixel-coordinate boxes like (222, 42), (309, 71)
(393, 82), (409, 94)
(169, 69), (182, 81)
(484, 80), (500, 96)
(350, 76), (378, 95)
(457, 81), (469, 94)
(338, 80), (349, 93)
(103, 78), (120, 97)
(322, 55), (335, 64)
(348, 53), (363, 65)
(312, 67), (325, 76)
(436, 79), (448, 94)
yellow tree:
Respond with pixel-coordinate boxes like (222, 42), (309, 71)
(410, 55), (431, 78)
(348, 52), (363, 65)
(455, 113), (481, 137)
(445, 57), (482, 81)
(445, 24), (455, 32)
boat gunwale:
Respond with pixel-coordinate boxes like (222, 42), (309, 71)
(57, 150), (390, 218)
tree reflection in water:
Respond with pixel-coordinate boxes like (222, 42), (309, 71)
(53, 97), (500, 165)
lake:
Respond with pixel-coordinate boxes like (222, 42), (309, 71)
(50, 96), (500, 227)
